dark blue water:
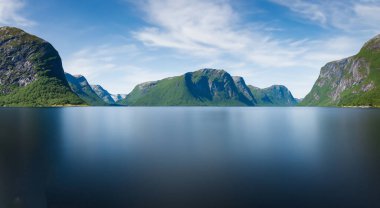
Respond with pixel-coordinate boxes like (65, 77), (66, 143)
(1, 107), (380, 208)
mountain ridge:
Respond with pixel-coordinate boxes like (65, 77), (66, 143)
(118, 68), (298, 106)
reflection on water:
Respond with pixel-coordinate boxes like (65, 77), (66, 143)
(1, 107), (380, 208)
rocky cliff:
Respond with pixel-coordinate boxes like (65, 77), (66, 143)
(91, 85), (115, 104)
(0, 27), (84, 106)
(301, 34), (380, 107)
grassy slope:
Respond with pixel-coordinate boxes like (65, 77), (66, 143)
(0, 76), (84, 107)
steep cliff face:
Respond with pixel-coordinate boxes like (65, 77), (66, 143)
(65, 73), (106, 106)
(119, 69), (256, 106)
(249, 85), (298, 106)
(232, 76), (257, 105)
(301, 34), (380, 106)
(185, 69), (254, 105)
(91, 85), (115, 104)
(0, 27), (84, 106)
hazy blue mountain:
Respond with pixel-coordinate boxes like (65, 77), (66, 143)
(0, 27), (84, 106)
(65, 73), (106, 106)
(248, 85), (298, 106)
(91, 85), (115, 104)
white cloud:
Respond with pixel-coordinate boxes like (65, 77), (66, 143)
(64, 44), (176, 94)
(132, 0), (366, 69)
(0, 0), (34, 26)
(270, 0), (380, 32)
(134, 0), (303, 68)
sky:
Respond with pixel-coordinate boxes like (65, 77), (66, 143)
(1, 0), (380, 98)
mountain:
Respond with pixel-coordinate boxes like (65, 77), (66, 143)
(111, 94), (127, 102)
(118, 69), (257, 106)
(65, 73), (106, 106)
(0, 27), (84, 106)
(248, 85), (298, 106)
(301, 34), (380, 107)
(91, 85), (115, 104)
(232, 76), (257, 105)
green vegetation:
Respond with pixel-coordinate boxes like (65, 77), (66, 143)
(0, 76), (84, 107)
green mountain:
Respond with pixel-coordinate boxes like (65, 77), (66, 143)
(248, 85), (298, 106)
(301, 34), (380, 107)
(0, 27), (84, 106)
(91, 84), (115, 104)
(119, 69), (257, 106)
(65, 73), (106, 106)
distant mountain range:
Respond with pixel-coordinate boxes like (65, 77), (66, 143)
(117, 68), (298, 106)
(66, 69), (298, 106)
(65, 73), (124, 106)
(2, 26), (379, 107)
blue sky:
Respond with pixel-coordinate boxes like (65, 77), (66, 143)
(1, 0), (380, 97)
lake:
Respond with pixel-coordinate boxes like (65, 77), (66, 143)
(1, 107), (380, 208)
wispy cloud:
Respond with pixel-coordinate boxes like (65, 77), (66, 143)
(64, 44), (175, 94)
(0, 0), (34, 26)
(133, 0), (290, 66)
(132, 0), (363, 69)
(270, 0), (380, 32)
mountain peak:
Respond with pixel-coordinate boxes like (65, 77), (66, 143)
(232, 76), (244, 82)
(267, 85), (288, 90)
(249, 85), (297, 106)
(361, 34), (380, 51)
(197, 68), (227, 75)
(73, 74), (84, 78)
(0, 26), (25, 34)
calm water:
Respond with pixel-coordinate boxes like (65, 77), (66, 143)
(1, 107), (380, 208)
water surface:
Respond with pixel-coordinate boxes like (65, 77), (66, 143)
(1, 107), (380, 207)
